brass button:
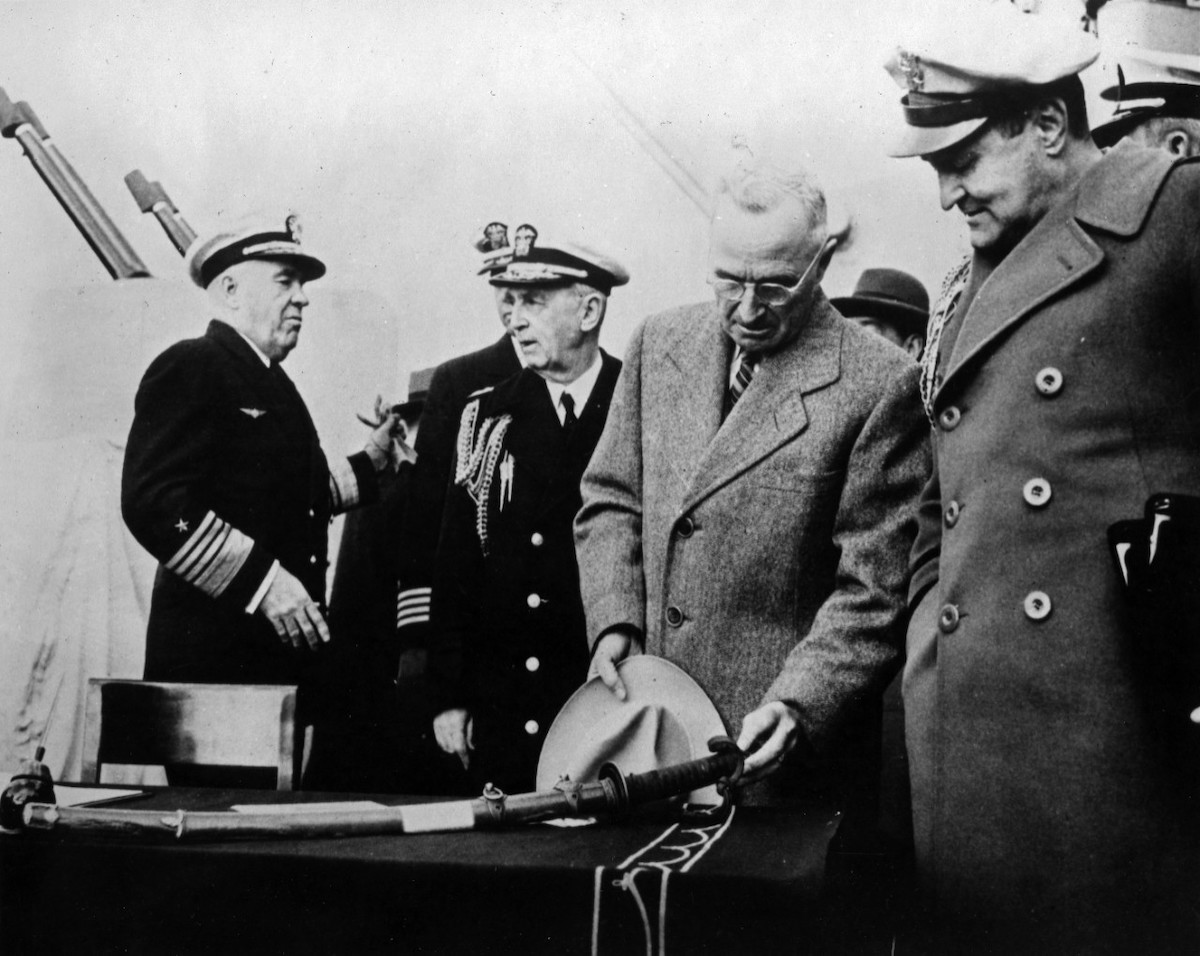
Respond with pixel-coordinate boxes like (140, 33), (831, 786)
(523, 720), (540, 735)
(938, 604), (960, 633)
(530, 532), (544, 547)
(675, 517), (695, 539)
(308, 508), (315, 518)
(665, 606), (684, 627)
(944, 501), (961, 528)
(1035, 367), (1063, 397)
(525, 657), (540, 673)
(1023, 478), (1052, 508)
(939, 406), (961, 431)
(1024, 591), (1052, 621)
(309, 555), (318, 564)
(526, 593), (542, 609)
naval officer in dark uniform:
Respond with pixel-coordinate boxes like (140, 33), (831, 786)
(427, 232), (628, 794)
(121, 214), (401, 785)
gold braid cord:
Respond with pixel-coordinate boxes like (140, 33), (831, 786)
(454, 399), (512, 557)
(920, 255), (971, 425)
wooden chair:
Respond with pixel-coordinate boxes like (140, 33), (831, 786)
(81, 680), (303, 790)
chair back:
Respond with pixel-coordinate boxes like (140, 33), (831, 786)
(81, 679), (301, 790)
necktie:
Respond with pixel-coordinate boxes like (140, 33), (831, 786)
(560, 392), (578, 429)
(728, 351), (756, 409)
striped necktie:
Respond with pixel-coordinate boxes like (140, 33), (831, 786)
(728, 350), (756, 408)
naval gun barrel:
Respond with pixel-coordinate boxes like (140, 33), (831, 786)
(124, 169), (197, 256)
(0, 88), (149, 279)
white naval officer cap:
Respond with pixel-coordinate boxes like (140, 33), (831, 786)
(486, 223), (630, 295)
(184, 212), (327, 288)
(883, 1), (1100, 158)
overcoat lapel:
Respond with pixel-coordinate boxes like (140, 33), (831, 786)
(659, 308), (730, 499)
(940, 206), (1102, 392)
(937, 144), (1179, 398)
(681, 297), (843, 513)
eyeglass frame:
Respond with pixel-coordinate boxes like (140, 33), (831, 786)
(706, 238), (830, 307)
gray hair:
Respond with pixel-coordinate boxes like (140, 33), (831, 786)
(713, 156), (828, 238)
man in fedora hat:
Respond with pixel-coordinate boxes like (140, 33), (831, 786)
(885, 4), (1200, 949)
(426, 231), (628, 795)
(832, 267), (929, 360)
(575, 156), (928, 814)
(314, 368), (433, 792)
(121, 213), (402, 785)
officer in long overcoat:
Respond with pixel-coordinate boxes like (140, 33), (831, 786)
(885, 7), (1200, 952)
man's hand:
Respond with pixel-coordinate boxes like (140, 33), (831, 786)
(736, 701), (803, 784)
(258, 567), (330, 650)
(433, 708), (474, 770)
(587, 627), (642, 701)
(358, 395), (412, 471)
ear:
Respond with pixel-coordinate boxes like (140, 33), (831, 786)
(578, 291), (604, 333)
(811, 236), (839, 285)
(1163, 130), (1192, 158)
(216, 273), (239, 309)
(903, 334), (925, 360)
(1032, 98), (1069, 156)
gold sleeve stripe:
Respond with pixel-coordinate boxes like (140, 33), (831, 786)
(165, 510), (254, 598)
(328, 457), (360, 512)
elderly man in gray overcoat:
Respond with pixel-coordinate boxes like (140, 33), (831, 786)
(886, 6), (1200, 952)
(574, 157), (930, 810)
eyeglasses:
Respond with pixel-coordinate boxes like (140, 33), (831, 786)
(707, 242), (825, 307)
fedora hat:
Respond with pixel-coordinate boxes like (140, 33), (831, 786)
(536, 656), (727, 805)
(832, 267), (930, 338)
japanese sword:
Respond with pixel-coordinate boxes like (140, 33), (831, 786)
(0, 87), (149, 279)
(20, 738), (745, 842)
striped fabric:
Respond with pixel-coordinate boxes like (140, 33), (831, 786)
(728, 350), (756, 408)
(328, 457), (362, 512)
(164, 510), (254, 598)
(397, 586), (432, 629)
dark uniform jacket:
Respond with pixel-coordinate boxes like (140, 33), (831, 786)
(905, 145), (1200, 952)
(428, 353), (621, 794)
(122, 319), (376, 687)
(395, 335), (521, 648)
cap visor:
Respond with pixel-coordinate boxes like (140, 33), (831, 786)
(886, 115), (989, 158)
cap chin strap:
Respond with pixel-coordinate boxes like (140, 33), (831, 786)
(902, 88), (1031, 129)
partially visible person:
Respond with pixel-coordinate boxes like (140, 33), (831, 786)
(311, 368), (431, 792)
(575, 156), (929, 815)
(428, 233), (627, 795)
(885, 5), (1200, 951)
(832, 267), (929, 360)
(121, 213), (402, 787)
(392, 222), (524, 793)
(1092, 75), (1200, 156)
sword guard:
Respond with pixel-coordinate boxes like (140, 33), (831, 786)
(480, 782), (508, 824)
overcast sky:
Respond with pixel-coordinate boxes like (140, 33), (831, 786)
(1, 0), (1122, 398)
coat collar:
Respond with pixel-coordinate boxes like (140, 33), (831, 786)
(939, 145), (1178, 395)
(675, 295), (844, 513)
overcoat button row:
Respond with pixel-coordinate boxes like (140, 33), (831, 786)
(527, 593), (542, 609)
(665, 606), (684, 627)
(525, 657), (539, 672)
(939, 406), (962, 430)
(1035, 367), (1063, 396)
(1024, 591), (1052, 621)
(675, 517), (695, 539)
(1023, 478), (1052, 508)
(524, 720), (539, 735)
(939, 605), (960, 633)
(944, 501), (961, 528)
(530, 532), (544, 547)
